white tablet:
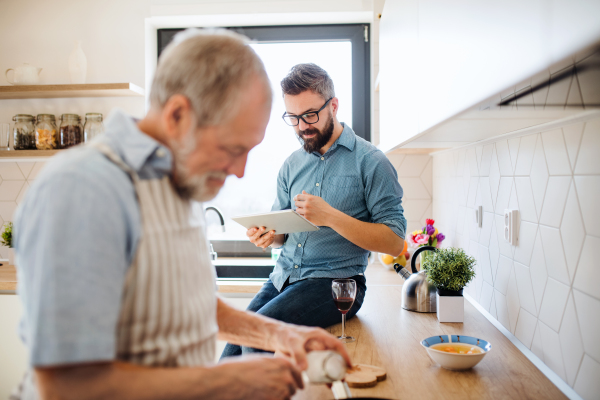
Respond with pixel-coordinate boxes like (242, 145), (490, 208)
(231, 210), (320, 235)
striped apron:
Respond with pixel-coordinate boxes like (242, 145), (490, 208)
(15, 142), (218, 399)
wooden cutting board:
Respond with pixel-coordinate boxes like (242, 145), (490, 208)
(345, 364), (387, 388)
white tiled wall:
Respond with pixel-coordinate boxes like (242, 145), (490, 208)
(387, 154), (433, 235)
(0, 161), (46, 259)
(432, 117), (600, 399)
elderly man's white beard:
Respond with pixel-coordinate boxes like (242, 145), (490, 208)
(170, 128), (228, 202)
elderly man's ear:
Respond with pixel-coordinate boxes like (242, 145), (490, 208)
(162, 94), (195, 142)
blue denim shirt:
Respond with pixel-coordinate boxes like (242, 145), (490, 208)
(270, 123), (406, 290)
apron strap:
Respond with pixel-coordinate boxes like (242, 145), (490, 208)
(87, 142), (140, 184)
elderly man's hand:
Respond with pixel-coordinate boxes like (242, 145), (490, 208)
(216, 356), (304, 400)
(272, 323), (352, 370)
(294, 190), (339, 227)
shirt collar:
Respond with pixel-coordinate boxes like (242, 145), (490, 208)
(324, 122), (356, 154)
(102, 109), (173, 173)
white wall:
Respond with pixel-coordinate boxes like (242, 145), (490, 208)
(432, 115), (600, 399)
(387, 153), (433, 235)
(0, 162), (44, 259)
(0, 294), (29, 399)
(0, 0), (150, 126)
(1, 0), (378, 129)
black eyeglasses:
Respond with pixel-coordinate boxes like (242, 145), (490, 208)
(282, 97), (333, 126)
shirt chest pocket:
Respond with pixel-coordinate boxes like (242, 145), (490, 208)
(326, 175), (362, 212)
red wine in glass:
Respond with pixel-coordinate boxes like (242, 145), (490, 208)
(333, 297), (355, 314)
(332, 279), (357, 343)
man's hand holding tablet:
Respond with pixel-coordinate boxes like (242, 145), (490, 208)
(233, 209), (320, 249)
(247, 226), (277, 249)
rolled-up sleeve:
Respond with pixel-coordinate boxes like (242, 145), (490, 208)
(362, 151), (407, 239)
(271, 161), (291, 212)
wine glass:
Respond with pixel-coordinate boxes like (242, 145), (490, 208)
(332, 278), (357, 343)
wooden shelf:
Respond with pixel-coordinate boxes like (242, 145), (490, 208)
(0, 150), (61, 158)
(0, 83), (144, 99)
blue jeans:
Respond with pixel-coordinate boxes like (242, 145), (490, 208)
(220, 275), (367, 358)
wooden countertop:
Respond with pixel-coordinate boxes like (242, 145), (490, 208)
(0, 263), (16, 291)
(0, 261), (271, 293)
(293, 265), (566, 400)
(1, 260), (566, 398)
(0, 259), (405, 293)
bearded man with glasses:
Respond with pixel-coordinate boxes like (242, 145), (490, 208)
(222, 63), (407, 358)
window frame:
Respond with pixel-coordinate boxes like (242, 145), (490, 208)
(157, 24), (371, 141)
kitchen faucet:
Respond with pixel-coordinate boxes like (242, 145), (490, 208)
(204, 206), (226, 232)
(204, 206), (225, 261)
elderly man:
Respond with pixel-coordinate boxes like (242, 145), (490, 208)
(221, 64), (406, 358)
(13, 31), (349, 400)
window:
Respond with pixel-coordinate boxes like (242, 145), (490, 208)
(158, 25), (370, 241)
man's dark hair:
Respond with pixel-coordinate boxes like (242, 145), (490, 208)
(280, 63), (335, 100)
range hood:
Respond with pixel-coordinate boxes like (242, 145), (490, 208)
(392, 46), (600, 151)
(495, 49), (600, 109)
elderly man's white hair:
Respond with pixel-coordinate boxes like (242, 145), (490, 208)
(150, 28), (272, 127)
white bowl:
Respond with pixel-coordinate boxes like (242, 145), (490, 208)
(421, 335), (491, 370)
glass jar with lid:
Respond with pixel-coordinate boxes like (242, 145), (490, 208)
(35, 114), (58, 150)
(59, 114), (83, 149)
(12, 114), (36, 150)
(83, 113), (104, 142)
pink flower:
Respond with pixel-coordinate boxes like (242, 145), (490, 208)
(414, 234), (430, 245)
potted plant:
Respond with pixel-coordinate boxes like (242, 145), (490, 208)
(1, 222), (14, 265)
(422, 247), (476, 323)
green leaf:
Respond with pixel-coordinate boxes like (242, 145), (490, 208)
(1, 222), (13, 248)
(422, 247), (476, 291)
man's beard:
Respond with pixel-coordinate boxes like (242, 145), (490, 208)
(298, 113), (334, 154)
(169, 129), (227, 202)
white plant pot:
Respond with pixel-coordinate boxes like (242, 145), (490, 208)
(8, 248), (15, 266)
(436, 292), (464, 323)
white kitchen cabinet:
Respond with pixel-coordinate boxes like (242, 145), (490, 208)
(0, 294), (28, 399)
(379, 0), (600, 152)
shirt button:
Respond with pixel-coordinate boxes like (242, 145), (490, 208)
(298, 243), (302, 247)
(321, 157), (325, 160)
(316, 183), (320, 187)
(294, 265), (299, 269)
(156, 148), (166, 158)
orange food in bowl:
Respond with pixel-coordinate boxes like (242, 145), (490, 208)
(430, 343), (483, 354)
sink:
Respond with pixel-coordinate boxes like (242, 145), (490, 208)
(215, 264), (273, 278)
(210, 240), (274, 278)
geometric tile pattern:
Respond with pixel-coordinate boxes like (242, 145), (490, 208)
(387, 154), (433, 236)
(0, 161), (46, 259)
(432, 116), (600, 398)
